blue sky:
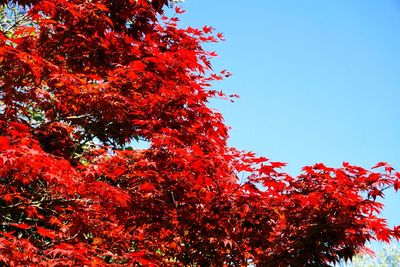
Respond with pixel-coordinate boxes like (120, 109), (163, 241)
(175, 0), (400, 246)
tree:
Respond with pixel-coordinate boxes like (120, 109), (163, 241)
(0, 0), (399, 266)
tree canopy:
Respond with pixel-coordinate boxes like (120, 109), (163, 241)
(0, 0), (399, 266)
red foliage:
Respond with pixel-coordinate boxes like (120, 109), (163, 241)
(0, 0), (399, 266)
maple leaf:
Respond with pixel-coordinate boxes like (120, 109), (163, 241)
(37, 227), (56, 239)
(174, 6), (185, 14)
(202, 26), (213, 33)
(140, 182), (155, 192)
(10, 223), (31, 230)
(372, 162), (388, 169)
(46, 245), (74, 258)
(394, 179), (400, 192)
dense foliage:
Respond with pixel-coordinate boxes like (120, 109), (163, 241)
(0, 0), (399, 266)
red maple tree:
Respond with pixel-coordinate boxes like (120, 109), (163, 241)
(0, 0), (399, 266)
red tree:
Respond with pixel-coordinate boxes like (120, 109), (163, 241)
(0, 1), (399, 266)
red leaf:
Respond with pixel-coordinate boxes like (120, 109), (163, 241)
(372, 162), (387, 169)
(10, 223), (30, 230)
(37, 226), (56, 239)
(394, 179), (400, 192)
(174, 6), (185, 14)
(202, 26), (213, 33)
(140, 182), (155, 192)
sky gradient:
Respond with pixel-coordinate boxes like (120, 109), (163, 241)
(175, 0), (400, 248)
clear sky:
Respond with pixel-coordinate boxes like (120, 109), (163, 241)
(175, 0), (400, 249)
